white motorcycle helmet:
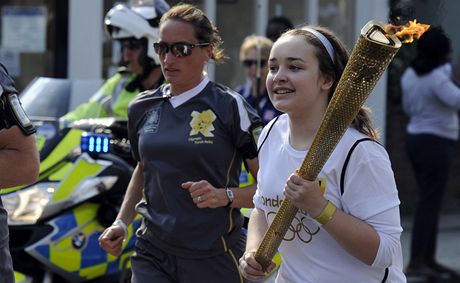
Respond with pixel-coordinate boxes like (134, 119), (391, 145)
(105, 0), (169, 65)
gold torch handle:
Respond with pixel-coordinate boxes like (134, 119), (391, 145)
(254, 21), (402, 271)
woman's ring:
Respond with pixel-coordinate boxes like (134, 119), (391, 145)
(197, 196), (203, 203)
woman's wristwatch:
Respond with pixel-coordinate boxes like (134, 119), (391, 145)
(225, 187), (234, 208)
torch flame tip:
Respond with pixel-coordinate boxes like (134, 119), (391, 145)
(384, 19), (430, 43)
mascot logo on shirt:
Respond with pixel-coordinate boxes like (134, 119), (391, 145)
(189, 109), (216, 138)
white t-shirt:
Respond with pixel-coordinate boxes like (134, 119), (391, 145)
(254, 114), (406, 283)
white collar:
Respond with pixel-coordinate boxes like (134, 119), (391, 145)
(167, 77), (210, 108)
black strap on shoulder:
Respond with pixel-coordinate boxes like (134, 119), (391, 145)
(381, 267), (389, 282)
(257, 115), (280, 155)
(242, 115), (280, 173)
(339, 137), (374, 195)
(340, 138), (389, 281)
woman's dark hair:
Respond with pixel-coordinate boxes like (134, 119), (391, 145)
(160, 3), (227, 63)
(411, 26), (452, 75)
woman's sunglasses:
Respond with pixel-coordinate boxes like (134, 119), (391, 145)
(153, 42), (210, 57)
(242, 59), (267, 68)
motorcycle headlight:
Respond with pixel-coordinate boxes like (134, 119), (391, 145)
(2, 182), (58, 225)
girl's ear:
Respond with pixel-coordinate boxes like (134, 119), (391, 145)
(321, 74), (334, 92)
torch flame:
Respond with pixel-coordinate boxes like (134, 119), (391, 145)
(385, 19), (430, 43)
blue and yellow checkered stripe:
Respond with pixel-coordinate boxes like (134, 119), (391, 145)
(32, 203), (140, 280)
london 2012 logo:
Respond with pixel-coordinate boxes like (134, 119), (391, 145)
(188, 110), (216, 145)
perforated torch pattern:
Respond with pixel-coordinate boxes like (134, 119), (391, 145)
(254, 24), (401, 271)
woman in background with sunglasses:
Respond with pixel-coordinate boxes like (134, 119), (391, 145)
(236, 35), (282, 125)
(235, 35), (282, 213)
(99, 3), (263, 283)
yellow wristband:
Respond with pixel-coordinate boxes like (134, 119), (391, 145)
(314, 201), (337, 226)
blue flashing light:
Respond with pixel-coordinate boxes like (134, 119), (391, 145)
(81, 132), (111, 154)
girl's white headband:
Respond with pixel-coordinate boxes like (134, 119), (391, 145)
(302, 27), (335, 64)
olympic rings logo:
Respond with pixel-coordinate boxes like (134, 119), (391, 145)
(267, 211), (320, 243)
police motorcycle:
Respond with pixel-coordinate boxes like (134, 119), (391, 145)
(0, 77), (139, 283)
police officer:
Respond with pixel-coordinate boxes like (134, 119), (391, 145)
(0, 63), (39, 283)
(62, 0), (168, 122)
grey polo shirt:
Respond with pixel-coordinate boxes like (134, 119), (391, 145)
(128, 79), (262, 258)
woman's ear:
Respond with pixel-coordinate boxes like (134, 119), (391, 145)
(204, 45), (213, 61)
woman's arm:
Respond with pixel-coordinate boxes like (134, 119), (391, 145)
(232, 156), (259, 208)
(116, 162), (145, 224)
(99, 162), (144, 256)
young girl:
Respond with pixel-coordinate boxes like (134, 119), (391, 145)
(239, 26), (406, 282)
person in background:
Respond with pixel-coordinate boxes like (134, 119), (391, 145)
(99, 3), (263, 283)
(265, 16), (294, 42)
(239, 26), (406, 282)
(62, 0), (168, 122)
(0, 63), (40, 283)
(235, 35), (281, 201)
(402, 26), (460, 279)
(235, 34), (281, 125)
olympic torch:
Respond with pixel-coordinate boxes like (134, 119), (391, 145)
(254, 20), (403, 270)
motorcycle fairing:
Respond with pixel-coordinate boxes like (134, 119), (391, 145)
(39, 128), (84, 173)
(14, 271), (32, 283)
(0, 128), (84, 195)
(51, 154), (110, 202)
(26, 202), (140, 281)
